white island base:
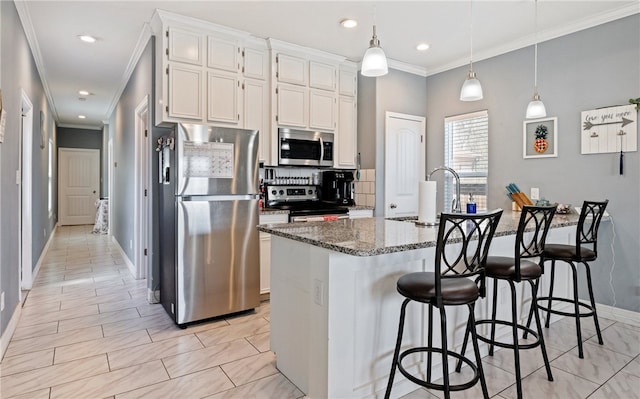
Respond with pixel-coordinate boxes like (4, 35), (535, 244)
(267, 219), (574, 399)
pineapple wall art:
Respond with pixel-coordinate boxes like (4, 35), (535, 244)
(523, 117), (558, 158)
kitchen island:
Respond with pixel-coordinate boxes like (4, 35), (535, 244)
(258, 211), (581, 399)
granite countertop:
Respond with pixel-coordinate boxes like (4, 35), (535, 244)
(257, 210), (580, 257)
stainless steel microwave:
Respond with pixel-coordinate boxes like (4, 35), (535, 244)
(278, 128), (334, 167)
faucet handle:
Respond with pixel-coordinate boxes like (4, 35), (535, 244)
(451, 198), (458, 213)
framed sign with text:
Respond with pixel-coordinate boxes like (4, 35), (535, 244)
(581, 104), (637, 154)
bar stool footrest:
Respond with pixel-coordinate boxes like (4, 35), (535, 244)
(397, 347), (480, 392)
(537, 296), (596, 318)
(475, 319), (541, 350)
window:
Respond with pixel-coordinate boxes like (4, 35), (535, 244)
(444, 110), (488, 211)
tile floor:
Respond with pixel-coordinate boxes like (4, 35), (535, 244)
(1, 225), (638, 398)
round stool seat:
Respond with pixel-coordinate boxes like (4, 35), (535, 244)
(397, 272), (479, 306)
(485, 256), (542, 280)
(543, 244), (596, 262)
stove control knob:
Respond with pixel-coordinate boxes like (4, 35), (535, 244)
(279, 190), (285, 195)
(308, 189), (313, 195)
(271, 190), (277, 196)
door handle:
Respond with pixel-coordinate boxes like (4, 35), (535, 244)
(390, 203), (397, 209)
(93, 190), (96, 194)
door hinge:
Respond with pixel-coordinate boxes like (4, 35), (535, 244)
(242, 66), (245, 73)
(275, 55), (278, 63)
(275, 87), (279, 94)
(144, 189), (148, 196)
(165, 31), (169, 38)
(242, 83), (245, 90)
(166, 67), (169, 75)
(165, 48), (169, 56)
(237, 114), (240, 121)
(276, 71), (279, 79)
(144, 248), (148, 256)
(421, 135), (424, 143)
(275, 115), (279, 122)
(144, 129), (148, 138)
(166, 105), (169, 112)
(242, 50), (245, 57)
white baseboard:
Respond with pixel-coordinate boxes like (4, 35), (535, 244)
(596, 303), (640, 327)
(147, 289), (160, 304)
(110, 236), (136, 278)
(0, 302), (22, 362)
(32, 223), (58, 285)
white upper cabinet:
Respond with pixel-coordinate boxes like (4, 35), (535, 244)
(277, 84), (308, 128)
(336, 96), (357, 168)
(207, 71), (240, 124)
(244, 79), (270, 162)
(309, 89), (336, 131)
(339, 69), (357, 97)
(243, 47), (268, 80)
(168, 63), (203, 120)
(276, 54), (307, 86)
(168, 27), (203, 65)
(309, 61), (336, 91)
(207, 36), (239, 72)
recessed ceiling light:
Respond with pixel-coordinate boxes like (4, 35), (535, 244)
(340, 19), (358, 28)
(78, 35), (96, 43)
(78, 90), (91, 96)
(416, 43), (430, 51)
(78, 115), (86, 119)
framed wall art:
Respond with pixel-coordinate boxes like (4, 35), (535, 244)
(523, 117), (557, 159)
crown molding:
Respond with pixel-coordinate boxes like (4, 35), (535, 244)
(14, 0), (59, 121)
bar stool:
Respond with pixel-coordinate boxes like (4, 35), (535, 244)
(526, 200), (609, 359)
(457, 205), (556, 399)
(384, 210), (503, 399)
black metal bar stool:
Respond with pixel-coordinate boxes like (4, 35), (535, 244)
(526, 200), (609, 359)
(457, 205), (556, 399)
(384, 210), (503, 399)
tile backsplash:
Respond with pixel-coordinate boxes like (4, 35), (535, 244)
(354, 169), (376, 207)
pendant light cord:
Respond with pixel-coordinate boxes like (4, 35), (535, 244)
(533, 0), (539, 93)
(469, 0), (474, 68)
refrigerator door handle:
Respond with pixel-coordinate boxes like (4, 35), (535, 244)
(179, 194), (259, 202)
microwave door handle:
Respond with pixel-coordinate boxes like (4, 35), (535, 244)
(319, 137), (324, 163)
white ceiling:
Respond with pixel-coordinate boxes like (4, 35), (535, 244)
(15, 1), (639, 129)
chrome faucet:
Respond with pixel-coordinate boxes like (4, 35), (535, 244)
(428, 166), (462, 213)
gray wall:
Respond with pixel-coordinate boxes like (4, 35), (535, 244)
(357, 69), (428, 217)
(425, 15), (639, 312)
(1, 1), (57, 335)
(108, 36), (170, 295)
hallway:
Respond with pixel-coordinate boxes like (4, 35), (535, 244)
(0, 225), (638, 398)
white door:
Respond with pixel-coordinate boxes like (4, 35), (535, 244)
(58, 148), (100, 225)
(384, 112), (425, 218)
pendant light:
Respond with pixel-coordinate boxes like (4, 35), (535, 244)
(361, 8), (388, 77)
(460, 0), (483, 101)
(526, 0), (547, 118)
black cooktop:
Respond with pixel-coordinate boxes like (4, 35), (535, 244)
(268, 200), (348, 216)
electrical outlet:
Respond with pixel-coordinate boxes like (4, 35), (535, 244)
(313, 279), (324, 306)
(530, 187), (540, 200)
(1, 291), (5, 312)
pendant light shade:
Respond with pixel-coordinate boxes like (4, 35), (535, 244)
(460, 0), (483, 101)
(361, 25), (388, 77)
(460, 69), (483, 101)
(526, 0), (546, 118)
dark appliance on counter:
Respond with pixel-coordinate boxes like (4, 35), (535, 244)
(265, 184), (348, 222)
(278, 128), (334, 167)
(158, 124), (260, 327)
(322, 170), (355, 206)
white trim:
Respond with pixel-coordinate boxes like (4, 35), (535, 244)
(596, 303), (640, 327)
(147, 289), (160, 304)
(32, 223), (57, 285)
(134, 96), (150, 280)
(0, 302), (22, 361)
(20, 90), (33, 291)
(111, 236), (136, 278)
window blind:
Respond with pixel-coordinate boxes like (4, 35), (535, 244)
(444, 110), (489, 211)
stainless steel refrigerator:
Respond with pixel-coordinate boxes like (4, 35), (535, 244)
(158, 123), (260, 327)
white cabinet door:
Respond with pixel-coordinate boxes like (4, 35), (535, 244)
(337, 96), (357, 168)
(277, 84), (307, 128)
(244, 79), (270, 162)
(207, 71), (240, 124)
(244, 47), (268, 80)
(309, 89), (335, 131)
(168, 63), (203, 120)
(277, 53), (307, 85)
(339, 69), (357, 97)
(259, 232), (271, 294)
(309, 61), (336, 91)
(168, 26), (203, 65)
(207, 36), (239, 72)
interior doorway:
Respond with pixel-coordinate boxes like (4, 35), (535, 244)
(384, 112), (426, 218)
(134, 96), (151, 283)
(58, 148), (100, 225)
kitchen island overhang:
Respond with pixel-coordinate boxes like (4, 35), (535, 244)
(259, 212), (582, 399)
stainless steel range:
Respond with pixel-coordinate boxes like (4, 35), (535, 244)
(265, 184), (349, 222)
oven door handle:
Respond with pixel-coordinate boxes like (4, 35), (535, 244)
(291, 214), (349, 223)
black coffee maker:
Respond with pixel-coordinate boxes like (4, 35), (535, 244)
(321, 171), (354, 205)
